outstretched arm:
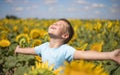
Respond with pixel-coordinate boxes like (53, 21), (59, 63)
(73, 49), (120, 64)
(15, 46), (36, 55)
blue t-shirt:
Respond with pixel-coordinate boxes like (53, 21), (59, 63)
(34, 42), (76, 69)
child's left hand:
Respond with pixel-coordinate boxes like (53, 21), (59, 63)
(111, 49), (120, 64)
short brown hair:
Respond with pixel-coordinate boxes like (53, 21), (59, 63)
(58, 18), (74, 44)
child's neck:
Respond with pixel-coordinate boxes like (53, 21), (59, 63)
(49, 38), (64, 48)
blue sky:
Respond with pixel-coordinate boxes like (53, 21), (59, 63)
(0, 0), (120, 19)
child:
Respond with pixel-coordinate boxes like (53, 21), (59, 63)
(15, 18), (120, 70)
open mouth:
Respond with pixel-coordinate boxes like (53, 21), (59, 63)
(50, 26), (56, 30)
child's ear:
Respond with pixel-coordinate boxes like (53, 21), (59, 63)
(62, 33), (69, 39)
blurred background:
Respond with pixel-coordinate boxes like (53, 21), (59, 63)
(0, 0), (120, 19)
(0, 0), (120, 75)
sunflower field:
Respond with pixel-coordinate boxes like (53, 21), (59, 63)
(0, 18), (120, 75)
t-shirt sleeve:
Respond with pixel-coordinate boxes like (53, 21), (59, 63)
(34, 42), (48, 56)
(34, 45), (42, 56)
(65, 46), (76, 62)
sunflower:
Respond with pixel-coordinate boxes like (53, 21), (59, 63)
(35, 55), (42, 62)
(0, 39), (11, 47)
(107, 21), (112, 29)
(63, 60), (108, 75)
(16, 33), (30, 48)
(24, 61), (62, 75)
(39, 29), (48, 38)
(85, 23), (93, 31)
(32, 39), (42, 47)
(23, 26), (29, 33)
(94, 22), (102, 31)
(90, 41), (104, 52)
(16, 34), (29, 42)
(13, 25), (18, 32)
(0, 31), (8, 40)
(30, 29), (40, 39)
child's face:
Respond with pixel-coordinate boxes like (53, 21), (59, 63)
(48, 20), (69, 39)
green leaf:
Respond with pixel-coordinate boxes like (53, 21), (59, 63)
(113, 66), (120, 75)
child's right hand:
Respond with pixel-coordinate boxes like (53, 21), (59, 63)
(14, 45), (36, 55)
